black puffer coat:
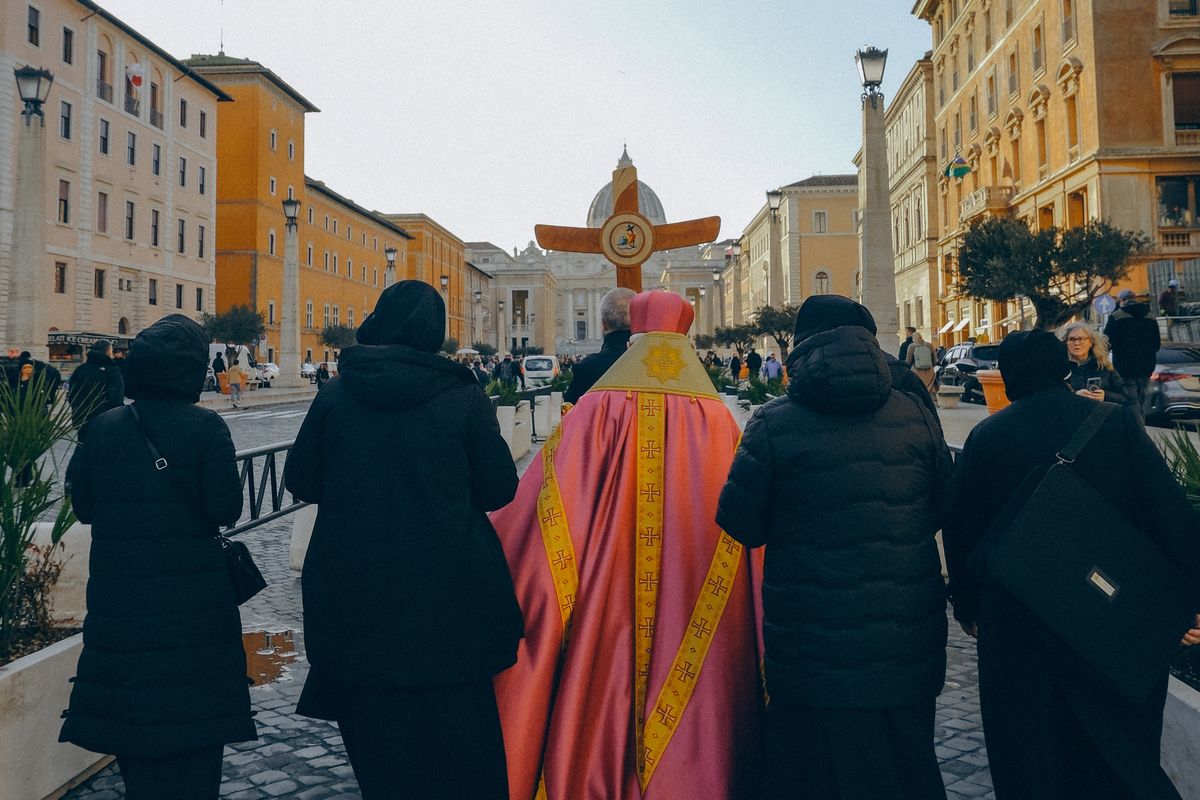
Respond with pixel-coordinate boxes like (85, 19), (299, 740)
(67, 352), (125, 433)
(717, 326), (952, 709)
(284, 344), (521, 694)
(1104, 302), (1161, 381)
(1067, 355), (1131, 405)
(61, 315), (253, 757)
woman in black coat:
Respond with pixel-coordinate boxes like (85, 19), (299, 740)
(284, 281), (521, 800)
(61, 314), (253, 800)
(1061, 322), (1131, 405)
(944, 330), (1200, 799)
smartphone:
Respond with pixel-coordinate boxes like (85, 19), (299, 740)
(1087, 377), (1102, 392)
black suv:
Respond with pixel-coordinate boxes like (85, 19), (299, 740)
(935, 342), (1000, 404)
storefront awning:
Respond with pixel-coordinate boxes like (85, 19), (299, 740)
(953, 317), (972, 332)
(937, 319), (955, 334)
(48, 331), (132, 347)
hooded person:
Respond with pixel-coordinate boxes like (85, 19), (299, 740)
(284, 280), (520, 800)
(67, 340), (125, 438)
(490, 289), (766, 800)
(1104, 289), (1161, 412)
(61, 314), (253, 799)
(943, 329), (1200, 799)
(718, 294), (952, 800)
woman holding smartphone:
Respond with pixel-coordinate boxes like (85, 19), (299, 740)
(1059, 322), (1132, 405)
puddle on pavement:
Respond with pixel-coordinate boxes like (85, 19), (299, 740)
(242, 630), (299, 687)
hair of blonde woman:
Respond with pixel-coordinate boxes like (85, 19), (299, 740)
(912, 331), (926, 345)
(1059, 322), (1113, 370)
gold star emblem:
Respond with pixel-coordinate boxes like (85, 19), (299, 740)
(642, 343), (686, 384)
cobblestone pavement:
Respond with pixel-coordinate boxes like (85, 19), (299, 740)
(65, 402), (996, 799)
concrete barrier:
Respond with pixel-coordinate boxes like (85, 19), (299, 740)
(30, 522), (90, 626)
(1163, 677), (1200, 798)
(289, 504), (318, 572)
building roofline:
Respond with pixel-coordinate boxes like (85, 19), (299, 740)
(783, 174), (859, 188)
(384, 213), (465, 246)
(304, 177), (413, 239)
(465, 261), (495, 279)
(75, 1), (233, 101)
(183, 53), (319, 112)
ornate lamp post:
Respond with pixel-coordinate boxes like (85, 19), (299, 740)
(7, 66), (55, 359)
(473, 289), (482, 348)
(766, 189), (784, 307)
(276, 197), (303, 387)
(383, 245), (397, 287)
(712, 266), (725, 330)
(855, 45), (900, 353)
(497, 298), (505, 352)
(698, 285), (710, 337)
(730, 241), (744, 325)
(439, 274), (450, 342)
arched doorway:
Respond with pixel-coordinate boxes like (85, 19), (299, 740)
(118, 317), (129, 334)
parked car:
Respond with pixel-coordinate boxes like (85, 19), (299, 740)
(935, 342), (1000, 405)
(255, 362), (280, 386)
(522, 355), (560, 387)
(1144, 343), (1200, 426)
(301, 362), (318, 382)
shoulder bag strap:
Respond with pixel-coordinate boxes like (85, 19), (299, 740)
(1056, 403), (1118, 465)
(126, 404), (215, 529)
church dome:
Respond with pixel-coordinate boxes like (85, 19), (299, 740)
(586, 146), (667, 228)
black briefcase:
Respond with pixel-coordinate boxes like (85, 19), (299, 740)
(985, 404), (1195, 704)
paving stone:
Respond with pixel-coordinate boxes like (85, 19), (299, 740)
(294, 745), (329, 759)
(261, 779), (300, 796)
(307, 755), (347, 769)
(248, 768), (290, 786)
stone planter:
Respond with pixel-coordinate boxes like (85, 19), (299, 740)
(0, 634), (109, 800)
(976, 369), (1011, 414)
(937, 384), (964, 409)
(496, 404), (518, 454)
(289, 503), (318, 572)
(509, 401), (531, 460)
(30, 522), (90, 625)
(1163, 677), (1200, 798)
(549, 392), (564, 433)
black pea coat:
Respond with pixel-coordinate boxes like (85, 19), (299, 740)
(1067, 355), (1132, 405)
(67, 353), (125, 433)
(563, 329), (631, 404)
(284, 344), (521, 713)
(60, 400), (252, 757)
(944, 387), (1200, 799)
(1104, 304), (1162, 381)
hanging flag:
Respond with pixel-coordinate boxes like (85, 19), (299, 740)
(125, 63), (144, 94)
(943, 154), (971, 179)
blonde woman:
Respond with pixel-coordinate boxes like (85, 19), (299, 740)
(904, 331), (938, 394)
(1059, 322), (1131, 405)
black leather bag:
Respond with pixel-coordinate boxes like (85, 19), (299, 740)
(985, 403), (1195, 703)
(127, 405), (267, 605)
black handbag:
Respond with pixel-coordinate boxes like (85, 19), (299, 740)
(984, 402), (1195, 703)
(127, 405), (267, 605)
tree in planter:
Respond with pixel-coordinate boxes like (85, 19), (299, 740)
(484, 379), (521, 406)
(0, 371), (78, 660)
(751, 304), (802, 360)
(714, 324), (757, 359)
(471, 342), (498, 358)
(441, 337), (460, 355)
(320, 324), (358, 352)
(695, 334), (716, 351)
(200, 305), (266, 348)
(957, 217), (1150, 331)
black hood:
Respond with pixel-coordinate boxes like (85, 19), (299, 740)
(786, 326), (894, 415)
(1121, 301), (1151, 319)
(356, 281), (445, 352)
(998, 329), (1072, 401)
(337, 344), (476, 411)
(124, 315), (208, 403)
(793, 295), (878, 346)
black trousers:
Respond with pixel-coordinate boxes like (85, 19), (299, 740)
(766, 698), (946, 800)
(116, 746), (223, 800)
(337, 679), (508, 800)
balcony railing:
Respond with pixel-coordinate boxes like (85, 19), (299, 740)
(1161, 230), (1200, 250)
(123, 95), (139, 116)
(150, 108), (163, 129)
(960, 185), (1016, 221)
(1170, 0), (1198, 17)
(96, 79), (113, 102)
(1177, 129), (1200, 147)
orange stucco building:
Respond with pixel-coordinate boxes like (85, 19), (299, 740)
(383, 214), (468, 344)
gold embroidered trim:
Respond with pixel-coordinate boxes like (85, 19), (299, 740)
(537, 426), (579, 631)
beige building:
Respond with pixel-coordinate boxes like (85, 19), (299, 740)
(463, 260), (496, 350)
(913, 0), (1200, 343)
(887, 55), (942, 341)
(464, 242), (558, 354)
(1, 0), (227, 367)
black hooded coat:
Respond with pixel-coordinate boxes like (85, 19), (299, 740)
(717, 325), (952, 708)
(1104, 302), (1161, 381)
(60, 315), (254, 757)
(284, 284), (521, 707)
(67, 349), (125, 434)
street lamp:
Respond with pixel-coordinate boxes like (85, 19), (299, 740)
(474, 290), (482, 303)
(766, 189), (783, 222)
(276, 198), (303, 387)
(281, 197), (300, 230)
(497, 299), (505, 351)
(439, 274), (449, 291)
(855, 46), (889, 108)
(383, 245), (397, 287)
(699, 286), (707, 298)
(14, 66), (54, 124)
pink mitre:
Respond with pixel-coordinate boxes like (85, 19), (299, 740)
(629, 290), (695, 335)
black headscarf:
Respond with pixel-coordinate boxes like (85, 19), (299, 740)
(998, 329), (1072, 401)
(356, 281), (445, 352)
(124, 314), (209, 403)
(792, 295), (878, 345)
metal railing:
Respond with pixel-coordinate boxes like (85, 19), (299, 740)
(226, 440), (307, 536)
(149, 108), (164, 129)
(96, 79), (112, 102)
(1170, 0), (1198, 17)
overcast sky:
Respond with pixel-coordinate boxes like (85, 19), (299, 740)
(98, 0), (933, 252)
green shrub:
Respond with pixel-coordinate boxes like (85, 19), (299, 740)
(484, 379), (521, 407)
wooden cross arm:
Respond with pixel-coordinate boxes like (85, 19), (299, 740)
(651, 217), (721, 251)
(534, 224), (602, 254)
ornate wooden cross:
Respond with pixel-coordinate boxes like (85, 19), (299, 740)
(534, 158), (720, 292)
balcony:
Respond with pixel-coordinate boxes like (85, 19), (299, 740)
(123, 95), (139, 116)
(960, 185), (1016, 221)
(1161, 230), (1200, 250)
(1170, 0), (1198, 17)
(1178, 129), (1200, 147)
(150, 108), (163, 129)
(96, 79), (113, 102)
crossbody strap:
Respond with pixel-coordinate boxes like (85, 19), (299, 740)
(127, 404), (215, 529)
(1056, 403), (1117, 464)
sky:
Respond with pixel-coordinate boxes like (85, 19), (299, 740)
(97, 0), (933, 252)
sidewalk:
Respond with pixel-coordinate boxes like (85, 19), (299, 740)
(198, 384), (318, 412)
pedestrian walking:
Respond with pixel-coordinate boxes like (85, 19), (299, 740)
(1061, 323), (1131, 405)
(1104, 289), (1161, 413)
(906, 331), (938, 396)
(729, 353), (742, 384)
(66, 340), (125, 440)
(315, 362), (330, 390)
(745, 347), (763, 377)
(943, 329), (1200, 799)
(1160, 279), (1181, 318)
(284, 281), (521, 799)
(762, 352), (783, 380)
(564, 287), (634, 404)
(495, 354), (521, 389)
(226, 359), (245, 408)
(211, 350), (227, 377)
(60, 314), (253, 800)
(471, 358), (490, 384)
(718, 294), (952, 800)
(899, 325), (917, 362)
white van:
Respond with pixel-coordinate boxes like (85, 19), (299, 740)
(522, 355), (560, 387)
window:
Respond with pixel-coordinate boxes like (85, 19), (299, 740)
(126, 131), (136, 165)
(1005, 0), (1014, 26)
(152, 143), (161, 175)
(306, 244), (313, 266)
(149, 82), (161, 128)
(814, 271), (831, 295)
(177, 218), (186, 253)
(347, 308), (354, 327)
(178, 157), (188, 187)
(267, 300), (276, 325)
(306, 300), (313, 329)
(967, 33), (975, 73)
(148, 278), (157, 305)
(987, 69), (998, 117)
(347, 258), (352, 277)
(1032, 24), (1044, 74)
(59, 101), (71, 139)
(198, 225), (205, 258)
(323, 303), (330, 327)
(1066, 95), (1081, 157)
(954, 111), (963, 150)
(952, 54), (960, 92)
(940, 125), (948, 160)
(1062, 0), (1075, 43)
(324, 214), (329, 230)
(62, 27), (73, 63)
(813, 211), (828, 233)
(1011, 137), (1022, 183)
(96, 50), (111, 101)
(969, 92), (978, 132)
(1036, 117), (1049, 171)
(179, 98), (188, 128)
(28, 6), (40, 46)
(269, 129), (277, 150)
(983, 10), (992, 51)
(1008, 48), (1020, 96)
(195, 287), (203, 311)
(333, 220), (338, 235)
(1174, 73), (1200, 133)
(347, 225), (352, 241)
(54, 262), (66, 294)
(124, 200), (134, 240)
(269, 176), (276, 196)
(175, 283), (183, 309)
(333, 255), (338, 272)
(324, 250), (329, 271)
(373, 268), (378, 287)
(58, 180), (70, 224)
(150, 209), (159, 246)
(268, 230), (277, 256)
(307, 208), (313, 225)
(123, 64), (140, 115)
(288, 140), (295, 160)
(94, 269), (105, 299)
(95, 191), (108, 232)
(1157, 176), (1200, 228)
(99, 119), (110, 154)
(333, 305), (340, 326)
(199, 110), (207, 139)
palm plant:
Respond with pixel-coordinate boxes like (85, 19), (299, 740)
(484, 379), (521, 407)
(1161, 423), (1200, 513)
